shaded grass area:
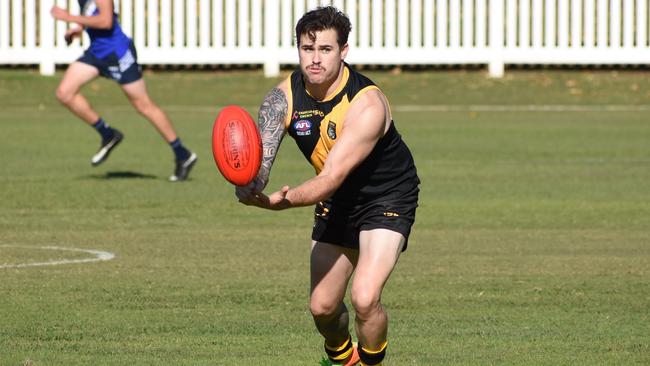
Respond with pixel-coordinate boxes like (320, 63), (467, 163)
(0, 69), (649, 365)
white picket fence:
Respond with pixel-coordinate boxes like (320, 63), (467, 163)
(1, 0), (649, 77)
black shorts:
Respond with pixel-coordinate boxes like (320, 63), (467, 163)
(77, 41), (142, 84)
(311, 187), (418, 252)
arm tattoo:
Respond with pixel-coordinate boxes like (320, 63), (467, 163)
(256, 87), (288, 188)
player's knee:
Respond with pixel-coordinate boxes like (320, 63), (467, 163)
(350, 288), (381, 319)
(309, 296), (339, 319)
(131, 97), (156, 115)
(55, 86), (73, 105)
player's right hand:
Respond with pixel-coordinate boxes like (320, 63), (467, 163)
(235, 180), (261, 204)
(64, 27), (82, 45)
(64, 33), (73, 45)
(235, 175), (267, 202)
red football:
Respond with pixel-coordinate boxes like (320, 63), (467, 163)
(212, 105), (262, 186)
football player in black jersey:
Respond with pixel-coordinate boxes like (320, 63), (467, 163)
(237, 6), (420, 366)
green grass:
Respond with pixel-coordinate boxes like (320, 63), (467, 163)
(1, 67), (649, 365)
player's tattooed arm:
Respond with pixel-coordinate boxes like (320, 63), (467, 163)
(255, 87), (288, 190)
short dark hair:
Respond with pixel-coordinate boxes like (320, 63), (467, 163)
(295, 6), (352, 48)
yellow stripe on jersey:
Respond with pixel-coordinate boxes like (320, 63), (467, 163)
(284, 77), (294, 129)
(349, 85), (381, 104)
(309, 95), (349, 172)
(308, 84), (381, 174)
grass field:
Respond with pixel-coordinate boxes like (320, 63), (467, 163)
(1, 67), (649, 365)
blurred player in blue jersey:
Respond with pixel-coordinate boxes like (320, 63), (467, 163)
(51, 0), (197, 181)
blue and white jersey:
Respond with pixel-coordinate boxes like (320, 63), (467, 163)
(79, 0), (132, 58)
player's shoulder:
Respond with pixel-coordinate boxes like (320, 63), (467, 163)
(267, 76), (290, 99)
(278, 78), (290, 94)
(350, 86), (387, 112)
(346, 67), (384, 103)
(347, 82), (390, 129)
(344, 89), (387, 135)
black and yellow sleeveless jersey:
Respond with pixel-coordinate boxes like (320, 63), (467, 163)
(285, 63), (420, 205)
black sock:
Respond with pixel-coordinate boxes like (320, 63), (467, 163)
(324, 335), (354, 363)
(93, 118), (114, 141)
(170, 138), (190, 161)
(358, 341), (387, 365)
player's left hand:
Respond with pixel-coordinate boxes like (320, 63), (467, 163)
(51, 6), (70, 21)
(266, 185), (291, 210)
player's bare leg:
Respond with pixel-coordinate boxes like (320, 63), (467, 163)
(55, 62), (100, 124)
(311, 241), (359, 364)
(121, 78), (196, 180)
(120, 78), (178, 142)
(56, 62), (123, 166)
(352, 229), (404, 365)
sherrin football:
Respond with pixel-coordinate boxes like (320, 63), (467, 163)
(212, 105), (262, 186)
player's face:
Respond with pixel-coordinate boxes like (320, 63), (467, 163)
(298, 28), (348, 87)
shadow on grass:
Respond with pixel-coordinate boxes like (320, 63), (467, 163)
(86, 171), (158, 180)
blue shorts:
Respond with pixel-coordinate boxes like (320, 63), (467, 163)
(77, 41), (142, 84)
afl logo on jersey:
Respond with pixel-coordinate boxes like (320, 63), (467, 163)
(327, 121), (337, 139)
(294, 120), (312, 136)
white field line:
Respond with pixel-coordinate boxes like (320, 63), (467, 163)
(3, 104), (650, 114)
(0, 245), (115, 269)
